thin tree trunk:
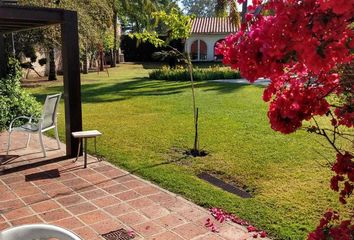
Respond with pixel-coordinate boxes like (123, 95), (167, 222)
(111, 10), (117, 67)
(82, 48), (88, 74)
(48, 46), (57, 81)
(99, 49), (104, 71)
(187, 56), (199, 154)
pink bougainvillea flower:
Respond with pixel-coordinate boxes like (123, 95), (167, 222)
(247, 225), (258, 232)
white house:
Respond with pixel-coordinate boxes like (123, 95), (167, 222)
(185, 17), (238, 61)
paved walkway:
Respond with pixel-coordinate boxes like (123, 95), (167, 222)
(0, 132), (266, 240)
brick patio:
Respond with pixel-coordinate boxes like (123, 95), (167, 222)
(0, 132), (266, 240)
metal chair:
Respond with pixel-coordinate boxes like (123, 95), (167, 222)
(0, 224), (82, 240)
(7, 93), (62, 157)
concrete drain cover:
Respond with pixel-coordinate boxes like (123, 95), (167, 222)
(101, 229), (135, 240)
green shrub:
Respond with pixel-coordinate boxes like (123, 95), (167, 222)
(149, 66), (242, 81)
(0, 58), (41, 131)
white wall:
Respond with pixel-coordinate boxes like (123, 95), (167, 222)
(185, 33), (229, 61)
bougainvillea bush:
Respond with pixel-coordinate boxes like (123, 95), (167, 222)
(217, 0), (353, 239)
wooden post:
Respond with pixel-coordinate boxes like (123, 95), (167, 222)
(61, 11), (83, 157)
(0, 33), (7, 78)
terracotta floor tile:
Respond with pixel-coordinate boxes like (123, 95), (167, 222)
(74, 169), (96, 177)
(2, 175), (24, 185)
(135, 186), (160, 196)
(114, 175), (135, 183)
(123, 180), (148, 189)
(179, 208), (210, 222)
(81, 173), (108, 185)
(194, 233), (227, 240)
(172, 223), (209, 240)
(56, 194), (86, 206)
(70, 182), (96, 193)
(0, 199), (24, 211)
(90, 219), (123, 234)
(93, 165), (117, 172)
(78, 210), (111, 225)
(38, 182), (66, 192)
(147, 231), (184, 240)
(3, 206), (34, 221)
(133, 221), (164, 237)
(154, 213), (186, 229)
(94, 179), (117, 189)
(12, 184), (41, 197)
(92, 196), (120, 208)
(31, 199), (61, 213)
(115, 190), (141, 201)
(103, 203), (134, 217)
(102, 169), (126, 178)
(148, 192), (176, 205)
(53, 216), (84, 230)
(58, 173), (77, 181)
(218, 225), (249, 240)
(103, 184), (128, 195)
(80, 189), (107, 200)
(47, 186), (74, 198)
(67, 202), (97, 215)
(0, 222), (10, 231)
(128, 197), (155, 209)
(40, 208), (71, 222)
(10, 215), (43, 226)
(140, 204), (170, 219)
(30, 178), (56, 186)
(117, 211), (149, 226)
(62, 178), (87, 187)
(0, 190), (17, 201)
(21, 193), (50, 205)
(73, 226), (100, 240)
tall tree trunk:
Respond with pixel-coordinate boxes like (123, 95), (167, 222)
(99, 49), (104, 71)
(48, 46), (57, 81)
(111, 10), (117, 67)
(82, 48), (88, 74)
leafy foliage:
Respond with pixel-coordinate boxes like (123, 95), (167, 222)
(218, 0), (353, 239)
(181, 0), (217, 17)
(130, 8), (192, 47)
(149, 66), (241, 81)
(0, 58), (41, 131)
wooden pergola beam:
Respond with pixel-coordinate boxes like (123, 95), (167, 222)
(61, 11), (83, 157)
(0, 5), (83, 158)
(0, 6), (63, 23)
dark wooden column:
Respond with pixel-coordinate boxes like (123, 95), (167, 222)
(0, 33), (7, 78)
(61, 11), (82, 157)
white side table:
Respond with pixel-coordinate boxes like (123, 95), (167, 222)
(72, 130), (102, 168)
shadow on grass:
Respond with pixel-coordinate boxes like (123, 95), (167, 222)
(32, 77), (254, 104)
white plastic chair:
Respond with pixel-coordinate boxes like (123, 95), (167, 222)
(7, 93), (62, 157)
(0, 224), (83, 240)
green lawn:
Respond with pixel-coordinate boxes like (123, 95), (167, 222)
(28, 63), (351, 240)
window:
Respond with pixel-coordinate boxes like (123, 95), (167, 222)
(190, 39), (208, 61)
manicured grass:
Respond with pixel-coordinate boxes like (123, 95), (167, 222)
(28, 63), (351, 240)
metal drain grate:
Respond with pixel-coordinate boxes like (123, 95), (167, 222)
(197, 172), (252, 198)
(101, 229), (135, 240)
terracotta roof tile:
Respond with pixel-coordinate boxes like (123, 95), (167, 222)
(191, 17), (238, 34)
